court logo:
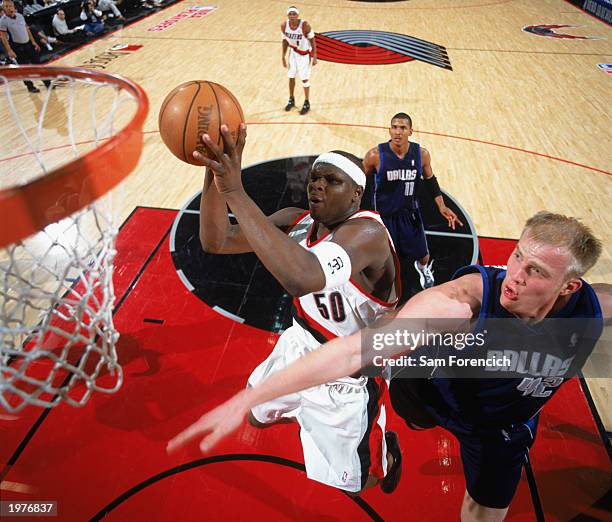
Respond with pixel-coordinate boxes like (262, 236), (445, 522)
(597, 63), (612, 74)
(109, 44), (144, 52)
(170, 156), (474, 333)
(522, 24), (600, 40)
(148, 6), (217, 32)
(315, 30), (452, 70)
(76, 43), (144, 70)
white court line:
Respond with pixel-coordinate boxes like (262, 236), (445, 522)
(212, 306), (245, 323)
(425, 230), (474, 239)
(175, 269), (194, 292)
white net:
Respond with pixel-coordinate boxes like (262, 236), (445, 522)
(0, 68), (145, 412)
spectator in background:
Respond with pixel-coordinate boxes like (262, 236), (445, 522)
(0, 5), (6, 64)
(96, 0), (125, 22)
(52, 8), (85, 41)
(80, 0), (104, 36)
(21, 0), (44, 17)
(0, 0), (50, 92)
(29, 22), (59, 51)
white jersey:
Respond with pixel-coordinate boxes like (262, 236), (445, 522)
(249, 209), (397, 492)
(288, 210), (399, 344)
(283, 20), (311, 55)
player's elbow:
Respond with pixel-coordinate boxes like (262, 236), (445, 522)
(283, 280), (312, 297)
(283, 275), (325, 298)
(199, 231), (224, 254)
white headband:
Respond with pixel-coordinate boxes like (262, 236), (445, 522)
(312, 152), (366, 188)
(287, 6), (299, 14)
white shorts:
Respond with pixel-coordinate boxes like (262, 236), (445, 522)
(287, 50), (311, 81)
(248, 322), (389, 492)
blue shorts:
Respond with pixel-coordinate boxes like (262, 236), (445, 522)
(381, 209), (429, 262)
(456, 418), (538, 509)
(389, 378), (538, 509)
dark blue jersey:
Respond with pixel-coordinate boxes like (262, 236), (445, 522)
(374, 141), (422, 215)
(423, 265), (603, 434)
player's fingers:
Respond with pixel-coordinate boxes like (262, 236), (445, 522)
(167, 424), (202, 454)
(219, 125), (236, 156)
(193, 151), (222, 172)
(199, 428), (224, 454)
(236, 123), (247, 153)
(201, 133), (224, 160)
(192, 150), (211, 166)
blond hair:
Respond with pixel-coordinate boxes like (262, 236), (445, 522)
(522, 211), (602, 278)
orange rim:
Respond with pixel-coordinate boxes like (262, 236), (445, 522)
(0, 66), (149, 248)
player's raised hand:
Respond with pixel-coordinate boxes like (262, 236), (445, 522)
(193, 123), (247, 195)
(167, 389), (251, 455)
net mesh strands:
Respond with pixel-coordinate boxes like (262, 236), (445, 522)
(0, 66), (147, 412)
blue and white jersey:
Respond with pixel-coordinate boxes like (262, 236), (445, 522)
(423, 265), (603, 433)
(374, 141), (422, 215)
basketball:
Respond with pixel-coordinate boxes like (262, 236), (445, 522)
(158, 81), (245, 165)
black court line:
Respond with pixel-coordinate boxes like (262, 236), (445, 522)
(579, 376), (612, 461)
(524, 452), (546, 521)
(143, 318), (164, 324)
(112, 223), (173, 314)
(89, 454), (383, 522)
(0, 209), (174, 483)
(0, 406), (55, 482)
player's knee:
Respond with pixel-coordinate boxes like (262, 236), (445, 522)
(461, 491), (508, 522)
(302, 79), (310, 87)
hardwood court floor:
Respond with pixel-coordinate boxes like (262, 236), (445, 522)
(1, 0), (610, 488)
(41, 0), (610, 271)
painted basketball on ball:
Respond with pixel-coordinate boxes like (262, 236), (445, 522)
(158, 81), (244, 165)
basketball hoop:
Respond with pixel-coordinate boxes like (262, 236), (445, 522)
(0, 66), (148, 412)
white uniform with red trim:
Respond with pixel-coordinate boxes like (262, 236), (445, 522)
(248, 210), (399, 492)
(283, 19), (312, 80)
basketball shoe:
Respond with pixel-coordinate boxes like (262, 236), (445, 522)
(381, 431), (402, 493)
(299, 100), (310, 115)
(284, 96), (295, 111)
(414, 260), (434, 289)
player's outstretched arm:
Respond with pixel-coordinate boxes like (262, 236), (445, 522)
(196, 124), (252, 254)
(197, 125), (327, 296)
(196, 124), (301, 255)
(167, 278), (479, 454)
(168, 332), (363, 455)
(198, 166), (252, 254)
